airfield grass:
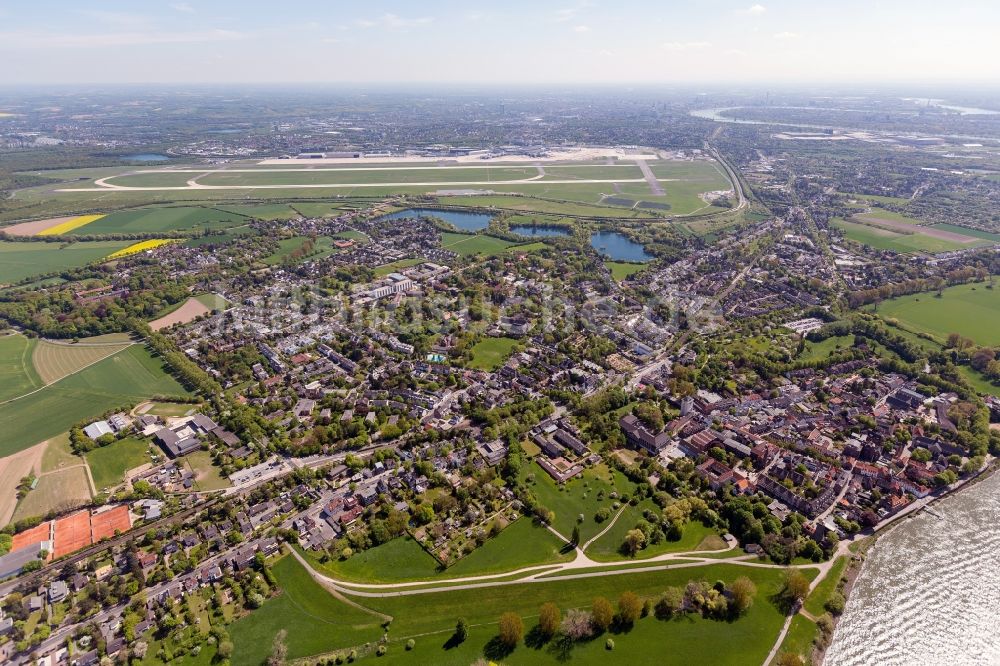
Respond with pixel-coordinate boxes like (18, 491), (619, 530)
(32, 338), (133, 385)
(85, 437), (152, 492)
(262, 235), (336, 265)
(12, 466), (91, 522)
(467, 336), (520, 370)
(0, 240), (132, 284)
(194, 166), (540, 187)
(0, 334), (42, 401)
(875, 282), (1000, 346)
(606, 261), (646, 281)
(68, 206), (250, 235)
(0, 344), (191, 458)
(229, 555), (385, 666)
(584, 500), (720, 562)
(519, 461), (638, 544)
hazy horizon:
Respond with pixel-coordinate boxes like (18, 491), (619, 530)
(3, 0), (1000, 86)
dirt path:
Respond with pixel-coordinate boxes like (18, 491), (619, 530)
(0, 441), (47, 525)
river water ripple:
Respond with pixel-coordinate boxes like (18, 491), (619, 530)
(825, 471), (1000, 665)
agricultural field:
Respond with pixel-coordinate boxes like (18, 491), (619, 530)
(0, 333), (42, 401)
(0, 344), (191, 458)
(66, 206), (251, 235)
(84, 437), (153, 492)
(32, 338), (133, 384)
(467, 337), (520, 370)
(831, 217), (989, 254)
(0, 240), (133, 285)
(875, 282), (1000, 346)
(107, 239), (177, 258)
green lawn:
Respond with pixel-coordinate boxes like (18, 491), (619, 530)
(0, 344), (192, 458)
(0, 240), (132, 284)
(364, 564), (812, 666)
(831, 218), (981, 254)
(262, 236), (336, 265)
(0, 333), (42, 401)
(440, 232), (523, 257)
(85, 437), (153, 491)
(229, 555), (385, 666)
(876, 282), (1000, 346)
(303, 537), (442, 584)
(584, 500), (721, 562)
(304, 520), (570, 585)
(606, 261), (646, 281)
(373, 258), (423, 278)
(520, 462), (638, 543)
(775, 614), (818, 664)
(184, 449), (231, 491)
(467, 337), (520, 371)
(804, 556), (848, 617)
(444, 519), (572, 576)
(799, 335), (854, 362)
(194, 293), (229, 310)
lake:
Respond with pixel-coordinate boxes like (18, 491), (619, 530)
(590, 231), (653, 262)
(377, 208), (493, 232)
(509, 225), (571, 238)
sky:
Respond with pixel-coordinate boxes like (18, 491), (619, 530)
(2, 0), (999, 85)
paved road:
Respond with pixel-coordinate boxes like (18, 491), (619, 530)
(635, 160), (666, 196)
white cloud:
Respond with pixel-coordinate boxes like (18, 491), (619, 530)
(662, 41), (712, 51)
(553, 2), (592, 23)
(355, 13), (433, 31)
(773, 31), (800, 40)
(573, 25), (591, 33)
(170, 3), (195, 13)
(0, 28), (246, 49)
(743, 4), (767, 15)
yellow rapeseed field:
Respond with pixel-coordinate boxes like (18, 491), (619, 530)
(106, 239), (177, 259)
(38, 214), (106, 235)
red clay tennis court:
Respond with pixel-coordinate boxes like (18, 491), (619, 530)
(53, 510), (92, 558)
(10, 522), (51, 552)
(91, 505), (131, 541)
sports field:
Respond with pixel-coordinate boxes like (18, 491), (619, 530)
(467, 337), (520, 370)
(0, 240), (133, 284)
(875, 282), (1000, 346)
(11, 466), (92, 523)
(0, 344), (192, 458)
(85, 437), (152, 492)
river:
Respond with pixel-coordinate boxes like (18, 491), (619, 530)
(825, 470), (1000, 665)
